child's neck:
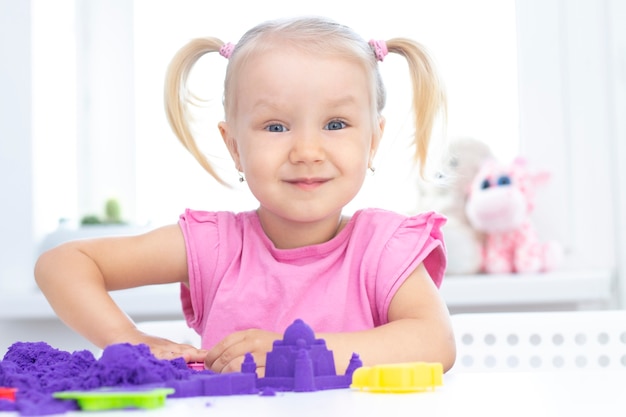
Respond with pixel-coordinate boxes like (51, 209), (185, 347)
(256, 209), (345, 249)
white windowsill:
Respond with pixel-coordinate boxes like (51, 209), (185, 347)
(0, 284), (184, 321)
(0, 269), (615, 321)
(440, 268), (615, 309)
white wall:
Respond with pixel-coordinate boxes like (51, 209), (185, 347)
(516, 0), (624, 306)
(607, 0), (626, 309)
(75, 0), (136, 221)
(0, 0), (36, 293)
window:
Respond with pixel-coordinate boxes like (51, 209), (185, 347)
(31, 0), (77, 239)
(2, 0), (622, 307)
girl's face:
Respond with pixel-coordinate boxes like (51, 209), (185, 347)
(219, 46), (383, 229)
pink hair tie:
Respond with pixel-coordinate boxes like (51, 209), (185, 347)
(219, 42), (235, 59)
(369, 39), (388, 62)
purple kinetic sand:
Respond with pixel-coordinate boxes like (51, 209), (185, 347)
(0, 319), (361, 415)
(0, 341), (210, 416)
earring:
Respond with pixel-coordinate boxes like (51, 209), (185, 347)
(238, 171), (245, 183)
(368, 166), (376, 175)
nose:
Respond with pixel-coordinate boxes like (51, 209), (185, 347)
(288, 129), (326, 165)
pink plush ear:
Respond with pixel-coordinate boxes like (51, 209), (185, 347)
(512, 156), (528, 167)
(512, 157), (551, 188)
(531, 170), (551, 188)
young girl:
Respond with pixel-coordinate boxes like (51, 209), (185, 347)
(35, 16), (455, 375)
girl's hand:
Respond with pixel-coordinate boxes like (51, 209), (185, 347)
(122, 333), (209, 363)
(204, 329), (281, 376)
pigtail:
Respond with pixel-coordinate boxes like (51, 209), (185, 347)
(164, 37), (228, 186)
(386, 38), (447, 176)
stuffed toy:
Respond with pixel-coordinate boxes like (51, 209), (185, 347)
(465, 157), (562, 274)
(417, 137), (494, 275)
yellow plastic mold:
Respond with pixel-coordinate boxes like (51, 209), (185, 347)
(350, 362), (443, 393)
(53, 387), (175, 411)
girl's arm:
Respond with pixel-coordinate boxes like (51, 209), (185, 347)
(321, 262), (456, 372)
(204, 263), (456, 374)
(34, 224), (207, 362)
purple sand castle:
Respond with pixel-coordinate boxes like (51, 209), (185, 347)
(257, 318), (362, 392)
(0, 319), (361, 415)
(168, 319), (362, 397)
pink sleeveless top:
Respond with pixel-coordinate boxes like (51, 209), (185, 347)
(178, 208), (446, 349)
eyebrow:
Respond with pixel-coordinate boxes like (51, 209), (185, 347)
(251, 94), (359, 111)
(325, 95), (359, 108)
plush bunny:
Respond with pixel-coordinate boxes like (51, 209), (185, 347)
(465, 157), (562, 273)
(417, 138), (494, 275)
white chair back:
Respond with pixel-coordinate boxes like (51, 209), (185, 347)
(451, 310), (626, 372)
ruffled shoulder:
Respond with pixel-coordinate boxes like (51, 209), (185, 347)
(354, 208), (447, 288)
(386, 211), (447, 288)
(351, 208), (447, 325)
(178, 210), (221, 330)
(179, 209), (246, 243)
(179, 208), (219, 226)
(177, 210), (255, 330)
(179, 209), (253, 331)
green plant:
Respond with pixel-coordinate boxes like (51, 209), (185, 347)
(105, 198), (122, 224)
(80, 198), (126, 226)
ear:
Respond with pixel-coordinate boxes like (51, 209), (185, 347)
(369, 116), (385, 168)
(219, 121), (242, 171)
(531, 170), (552, 187)
(513, 156), (528, 167)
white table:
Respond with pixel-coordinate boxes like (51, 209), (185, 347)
(3, 370), (625, 417)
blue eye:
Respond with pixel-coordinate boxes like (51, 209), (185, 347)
(325, 120), (346, 131)
(480, 179), (490, 189)
(497, 175), (511, 186)
(266, 124), (287, 133)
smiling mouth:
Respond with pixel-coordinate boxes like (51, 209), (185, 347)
(286, 178), (330, 190)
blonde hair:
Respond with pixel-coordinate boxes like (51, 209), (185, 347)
(164, 16), (446, 184)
